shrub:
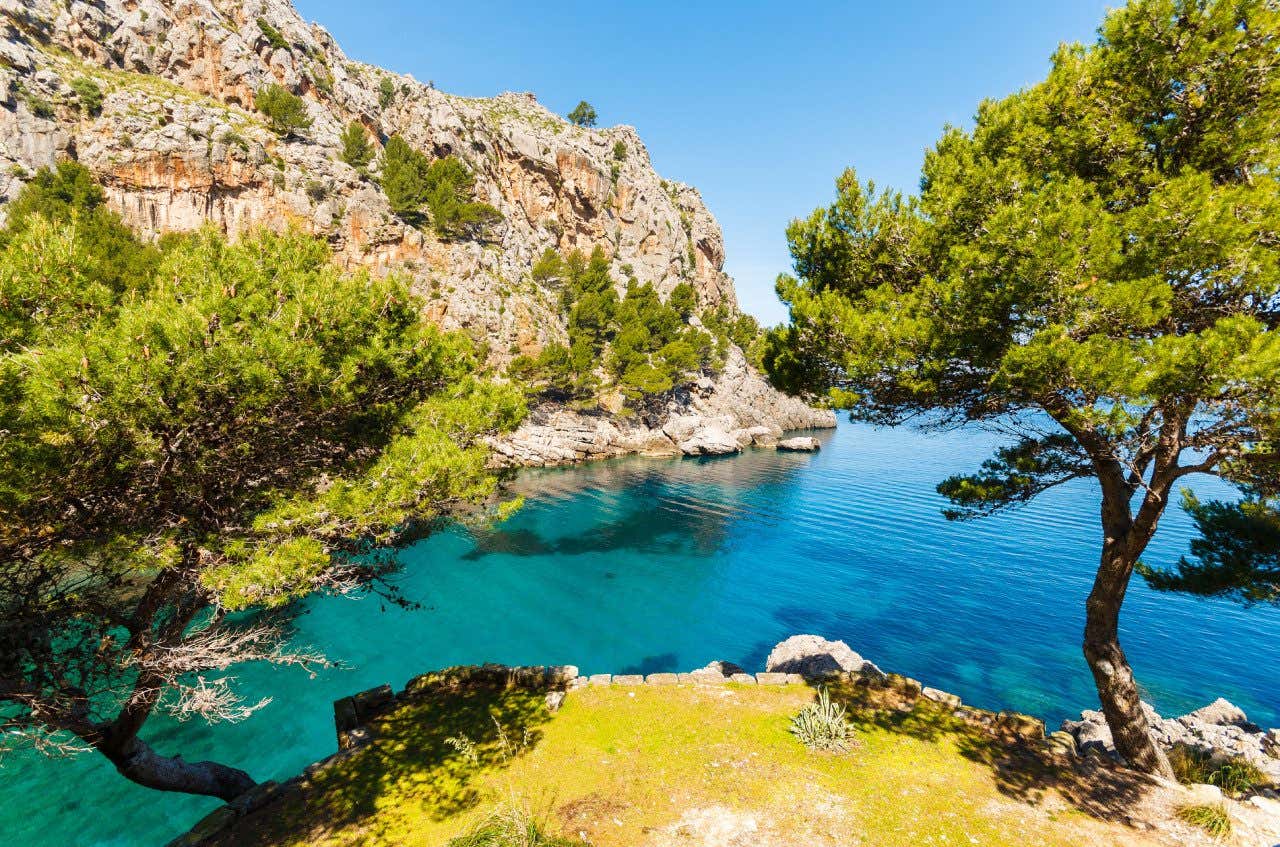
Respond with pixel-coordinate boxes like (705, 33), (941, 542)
(567, 100), (597, 127)
(26, 95), (54, 119)
(790, 687), (855, 753)
(304, 180), (327, 202)
(71, 77), (103, 116)
(339, 121), (373, 170)
(1169, 745), (1269, 796)
(446, 805), (575, 847)
(255, 84), (311, 137)
(380, 134), (430, 219)
(310, 64), (334, 95)
(530, 248), (564, 285)
(380, 140), (502, 239)
(1176, 804), (1231, 838)
(612, 140), (627, 161)
(256, 17), (289, 51)
(378, 76), (396, 109)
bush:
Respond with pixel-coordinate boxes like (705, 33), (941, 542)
(790, 687), (855, 753)
(1175, 804), (1231, 838)
(379, 76), (396, 109)
(256, 17), (289, 51)
(612, 140), (627, 161)
(567, 100), (597, 127)
(446, 805), (575, 847)
(71, 77), (103, 116)
(255, 84), (311, 137)
(380, 140), (502, 239)
(339, 121), (373, 170)
(26, 95), (54, 120)
(1169, 745), (1269, 796)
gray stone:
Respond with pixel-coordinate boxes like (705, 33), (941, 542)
(765, 634), (871, 678)
(755, 672), (789, 685)
(544, 690), (566, 712)
(921, 687), (962, 709)
(728, 673), (756, 684)
(646, 673), (679, 685)
(589, 674), (612, 687)
(678, 426), (741, 456)
(613, 674), (644, 685)
(777, 436), (820, 452)
(698, 660), (745, 676)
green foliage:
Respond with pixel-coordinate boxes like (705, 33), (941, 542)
(0, 162), (160, 320)
(0, 178), (524, 788)
(567, 100), (597, 127)
(668, 282), (697, 320)
(1170, 745), (1270, 796)
(339, 121), (374, 170)
(256, 17), (289, 51)
(380, 140), (502, 239)
(1175, 804), (1232, 838)
(379, 76), (396, 109)
(612, 140), (627, 161)
(790, 687), (854, 753)
(26, 95), (54, 119)
(255, 83), (311, 137)
(530, 248), (564, 285)
(310, 63), (334, 95)
(702, 304), (764, 368)
(1139, 491), (1280, 603)
(71, 77), (103, 116)
(515, 247), (712, 406)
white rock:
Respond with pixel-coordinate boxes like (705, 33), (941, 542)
(777, 436), (820, 452)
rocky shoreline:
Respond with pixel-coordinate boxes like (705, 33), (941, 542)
(488, 347), (835, 467)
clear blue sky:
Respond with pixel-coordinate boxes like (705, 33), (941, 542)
(295, 0), (1114, 323)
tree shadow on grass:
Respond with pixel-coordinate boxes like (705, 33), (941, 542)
(815, 675), (1153, 826)
(217, 680), (554, 846)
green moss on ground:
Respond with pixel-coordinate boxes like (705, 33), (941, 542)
(209, 679), (1171, 847)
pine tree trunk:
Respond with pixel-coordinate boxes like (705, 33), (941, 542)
(98, 734), (257, 801)
(1083, 542), (1174, 778)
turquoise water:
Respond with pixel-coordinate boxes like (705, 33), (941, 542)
(5, 420), (1279, 846)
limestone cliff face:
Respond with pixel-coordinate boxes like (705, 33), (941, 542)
(0, 0), (833, 463)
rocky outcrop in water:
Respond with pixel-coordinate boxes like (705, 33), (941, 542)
(1, 0), (832, 464)
(764, 634), (884, 678)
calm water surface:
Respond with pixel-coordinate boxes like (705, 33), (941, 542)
(5, 420), (1278, 846)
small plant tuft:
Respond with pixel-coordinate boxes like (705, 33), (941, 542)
(446, 805), (576, 847)
(790, 687), (855, 753)
(1169, 745), (1269, 797)
(1176, 803), (1231, 839)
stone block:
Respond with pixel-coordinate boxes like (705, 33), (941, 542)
(756, 672), (789, 685)
(646, 673), (679, 685)
(589, 673), (612, 686)
(729, 673), (757, 684)
(613, 674), (644, 685)
(997, 710), (1046, 741)
(921, 687), (962, 708)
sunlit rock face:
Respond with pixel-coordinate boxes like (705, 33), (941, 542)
(1, 0), (832, 462)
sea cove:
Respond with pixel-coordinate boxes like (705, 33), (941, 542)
(6, 420), (1278, 847)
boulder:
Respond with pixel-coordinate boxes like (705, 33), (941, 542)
(1180, 697), (1259, 731)
(698, 660), (745, 676)
(777, 436), (820, 452)
(764, 634), (872, 678)
(678, 426), (741, 456)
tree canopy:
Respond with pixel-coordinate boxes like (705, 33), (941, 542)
(765, 0), (1279, 776)
(567, 101), (597, 127)
(0, 168), (524, 799)
(254, 84), (311, 137)
(380, 138), (502, 239)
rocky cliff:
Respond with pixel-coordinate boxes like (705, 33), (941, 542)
(0, 0), (833, 463)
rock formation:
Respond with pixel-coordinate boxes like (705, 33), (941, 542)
(1062, 697), (1280, 784)
(764, 634), (884, 678)
(0, 0), (833, 465)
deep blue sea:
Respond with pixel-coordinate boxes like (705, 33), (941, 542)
(5, 420), (1278, 846)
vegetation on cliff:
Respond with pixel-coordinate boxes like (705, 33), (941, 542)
(765, 0), (1280, 777)
(381, 136), (503, 239)
(0, 164), (525, 800)
(510, 247), (719, 408)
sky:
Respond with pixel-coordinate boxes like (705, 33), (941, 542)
(294, 0), (1114, 324)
